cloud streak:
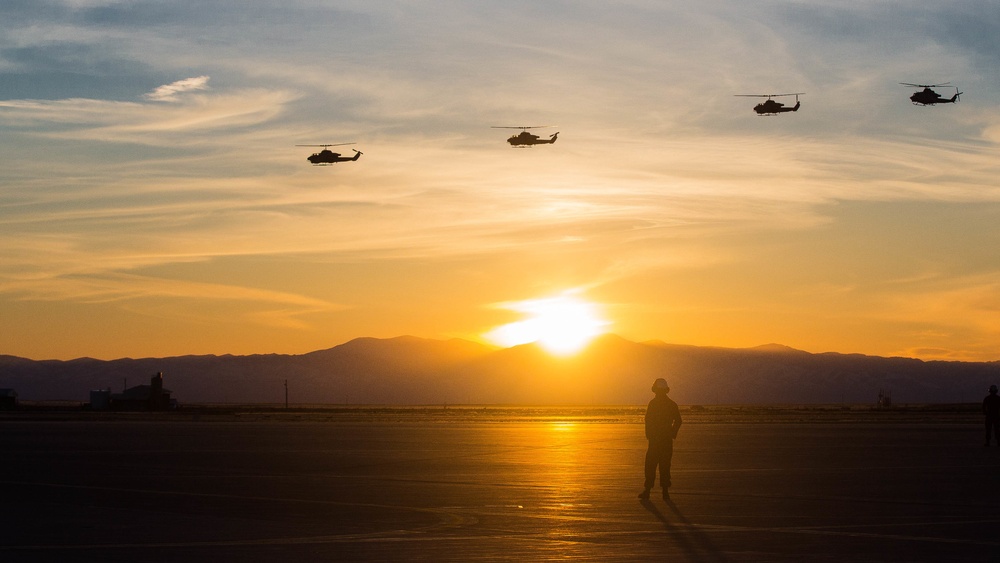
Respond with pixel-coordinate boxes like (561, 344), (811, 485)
(0, 87), (298, 143)
(144, 75), (210, 102)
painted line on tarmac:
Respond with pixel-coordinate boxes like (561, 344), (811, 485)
(687, 521), (1000, 547)
(675, 488), (997, 509)
(790, 518), (1000, 533)
(0, 479), (477, 551)
(451, 499), (1000, 548)
(6, 480), (996, 551)
(463, 510), (1000, 549)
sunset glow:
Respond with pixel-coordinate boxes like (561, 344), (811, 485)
(484, 293), (610, 356)
(1, 2), (999, 363)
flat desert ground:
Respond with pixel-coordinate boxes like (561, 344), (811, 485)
(2, 406), (999, 562)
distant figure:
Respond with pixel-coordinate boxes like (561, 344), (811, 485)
(639, 377), (682, 500)
(984, 385), (1000, 447)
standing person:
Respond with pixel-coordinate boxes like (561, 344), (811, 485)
(984, 385), (1000, 447)
(639, 377), (682, 500)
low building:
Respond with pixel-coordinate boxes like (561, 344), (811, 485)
(0, 389), (18, 410)
(111, 372), (172, 411)
(89, 388), (112, 410)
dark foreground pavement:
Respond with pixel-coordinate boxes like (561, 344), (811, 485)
(2, 409), (999, 562)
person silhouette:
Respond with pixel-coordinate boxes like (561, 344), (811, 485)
(984, 384), (1000, 447)
(639, 377), (682, 500)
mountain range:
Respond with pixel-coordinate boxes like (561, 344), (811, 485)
(2, 335), (998, 405)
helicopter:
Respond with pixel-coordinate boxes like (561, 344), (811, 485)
(900, 83), (962, 105)
(735, 93), (804, 115)
(491, 126), (559, 147)
(296, 143), (362, 165)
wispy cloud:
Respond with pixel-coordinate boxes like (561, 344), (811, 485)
(144, 75), (210, 102)
(880, 273), (1000, 361)
(0, 269), (345, 330)
(0, 87), (299, 144)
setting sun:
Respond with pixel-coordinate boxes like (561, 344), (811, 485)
(484, 292), (610, 356)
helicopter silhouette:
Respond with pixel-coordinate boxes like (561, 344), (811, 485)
(491, 126), (559, 147)
(900, 83), (962, 105)
(296, 143), (362, 165)
(735, 93), (804, 115)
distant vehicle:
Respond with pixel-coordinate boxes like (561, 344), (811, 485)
(296, 143), (362, 165)
(735, 93), (804, 115)
(900, 83), (962, 105)
(491, 126), (559, 147)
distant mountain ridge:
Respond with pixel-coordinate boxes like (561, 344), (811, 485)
(2, 335), (998, 405)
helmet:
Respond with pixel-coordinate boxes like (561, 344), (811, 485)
(990, 385), (998, 394)
(651, 378), (670, 393)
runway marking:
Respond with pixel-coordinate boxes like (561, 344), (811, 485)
(448, 513), (1000, 548)
(683, 521), (1000, 547)
(4, 480), (998, 551)
(675, 488), (997, 509)
(424, 499), (1000, 548)
(0, 479), (477, 551)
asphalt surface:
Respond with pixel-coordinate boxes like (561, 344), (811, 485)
(2, 411), (999, 562)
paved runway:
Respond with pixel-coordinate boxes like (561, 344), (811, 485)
(2, 409), (999, 562)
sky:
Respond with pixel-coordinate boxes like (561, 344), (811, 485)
(2, 0), (999, 362)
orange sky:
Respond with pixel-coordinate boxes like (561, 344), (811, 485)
(1, 2), (999, 361)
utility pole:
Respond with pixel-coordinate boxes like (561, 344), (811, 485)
(284, 379), (289, 409)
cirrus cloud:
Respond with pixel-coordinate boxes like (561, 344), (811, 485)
(144, 75), (210, 102)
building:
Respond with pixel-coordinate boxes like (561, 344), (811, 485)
(876, 389), (892, 409)
(110, 372), (173, 411)
(89, 388), (112, 410)
(0, 389), (18, 410)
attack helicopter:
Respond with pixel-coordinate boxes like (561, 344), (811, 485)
(491, 126), (559, 147)
(296, 143), (362, 165)
(735, 93), (804, 115)
(900, 83), (961, 106)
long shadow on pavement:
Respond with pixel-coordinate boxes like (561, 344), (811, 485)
(641, 497), (729, 563)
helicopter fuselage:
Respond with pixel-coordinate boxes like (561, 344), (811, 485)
(507, 131), (559, 146)
(753, 100), (800, 115)
(909, 88), (960, 105)
(307, 149), (362, 165)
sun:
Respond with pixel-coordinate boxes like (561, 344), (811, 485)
(484, 292), (610, 356)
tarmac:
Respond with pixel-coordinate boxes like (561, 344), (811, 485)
(2, 408), (999, 562)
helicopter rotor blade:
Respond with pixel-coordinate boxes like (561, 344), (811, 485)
(490, 125), (555, 130)
(900, 82), (950, 88)
(735, 93), (803, 98)
(295, 142), (356, 147)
